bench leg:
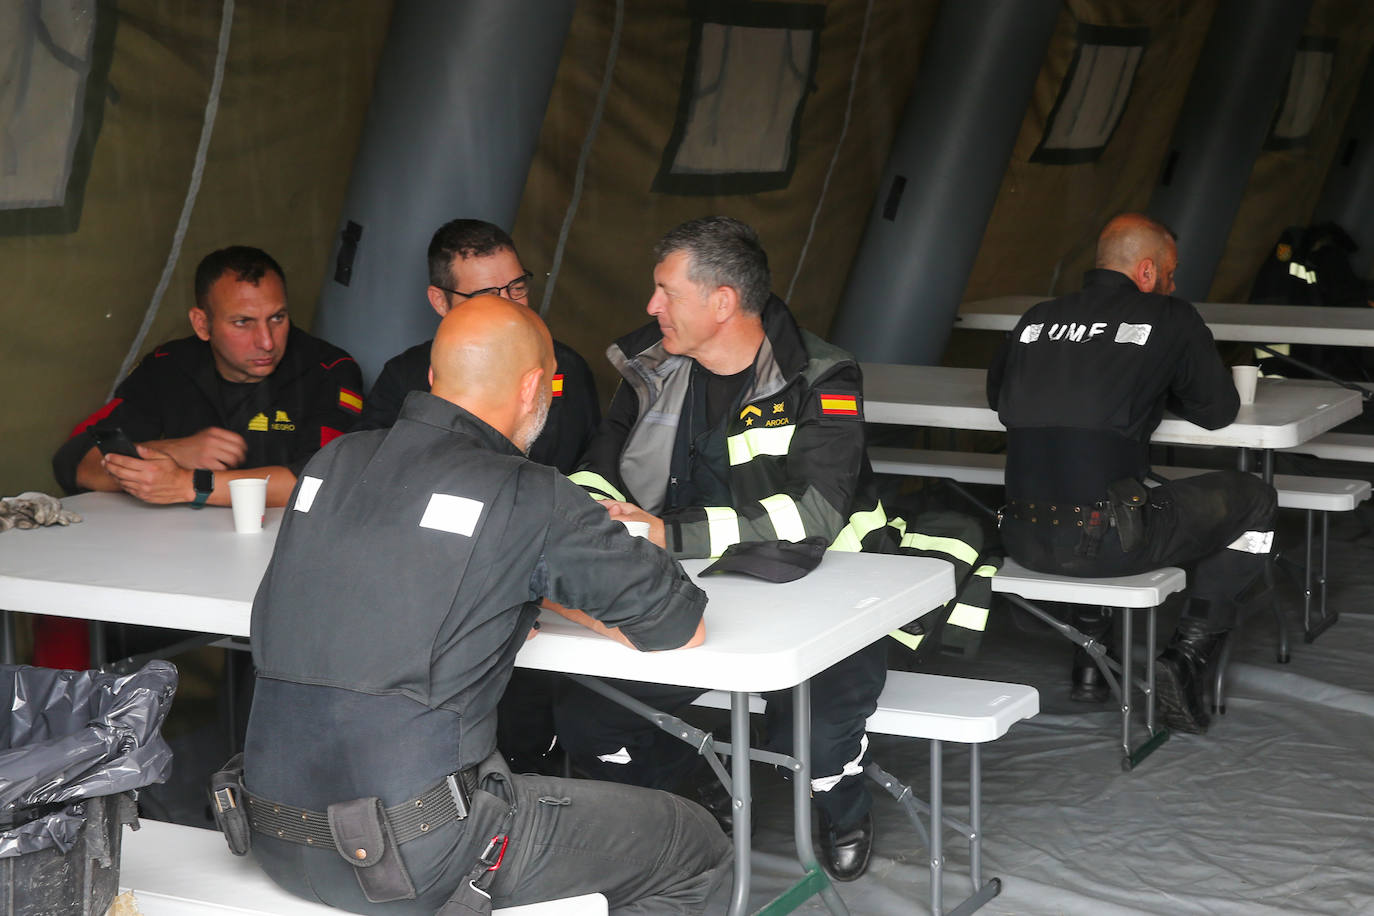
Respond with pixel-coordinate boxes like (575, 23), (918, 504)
(1305, 511), (1340, 643)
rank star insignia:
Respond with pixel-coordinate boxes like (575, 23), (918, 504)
(772, 402), (784, 414)
(745, 416), (755, 426)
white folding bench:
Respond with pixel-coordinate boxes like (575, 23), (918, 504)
(693, 670), (1039, 916)
(990, 561), (1185, 770)
(873, 446), (1370, 646)
(117, 819), (607, 915)
(1153, 466), (1371, 643)
(1279, 430), (1374, 463)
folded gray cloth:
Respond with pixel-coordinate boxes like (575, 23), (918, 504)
(0, 492), (82, 532)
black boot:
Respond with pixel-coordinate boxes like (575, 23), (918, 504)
(818, 810), (874, 882)
(1154, 619), (1225, 734)
(1069, 609), (1113, 703)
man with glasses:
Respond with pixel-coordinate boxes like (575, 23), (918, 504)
(359, 219), (600, 475)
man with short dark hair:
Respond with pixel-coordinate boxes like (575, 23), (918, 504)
(244, 296), (730, 914)
(53, 246), (363, 508)
(359, 219), (599, 474)
(988, 213), (1277, 733)
(559, 216), (902, 881)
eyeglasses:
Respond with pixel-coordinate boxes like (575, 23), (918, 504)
(433, 271), (534, 302)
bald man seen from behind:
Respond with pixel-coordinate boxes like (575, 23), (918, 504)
(987, 213), (1276, 736)
(240, 295), (729, 913)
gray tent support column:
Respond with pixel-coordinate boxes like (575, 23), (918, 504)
(312, 0), (576, 385)
(830, 0), (1059, 366)
(1148, 0), (1312, 302)
(1314, 52), (1374, 278)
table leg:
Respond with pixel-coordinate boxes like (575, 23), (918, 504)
(794, 681), (848, 916)
(728, 691), (752, 916)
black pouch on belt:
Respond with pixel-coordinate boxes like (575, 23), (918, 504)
(328, 796), (418, 903)
(208, 752), (252, 856)
(1106, 477), (1149, 553)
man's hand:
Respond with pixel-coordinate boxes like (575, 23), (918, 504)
(103, 445), (195, 504)
(148, 427), (247, 471)
(602, 500), (666, 549)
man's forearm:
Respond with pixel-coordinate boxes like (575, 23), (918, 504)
(73, 446), (121, 492)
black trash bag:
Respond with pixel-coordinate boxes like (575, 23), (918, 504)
(0, 660), (177, 858)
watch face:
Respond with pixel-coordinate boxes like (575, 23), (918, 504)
(194, 469), (214, 494)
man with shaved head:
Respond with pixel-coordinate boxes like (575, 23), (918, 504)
(239, 296), (729, 913)
(988, 213), (1276, 735)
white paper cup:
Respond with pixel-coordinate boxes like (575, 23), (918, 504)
(1232, 365), (1259, 405)
(228, 478), (268, 533)
(620, 519), (651, 539)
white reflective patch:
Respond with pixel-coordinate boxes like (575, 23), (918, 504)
(1226, 530), (1273, 554)
(1019, 323), (1043, 344)
(1115, 322), (1152, 345)
(293, 476), (323, 513)
(811, 734), (868, 793)
(759, 493), (806, 542)
(419, 493), (484, 537)
(597, 747), (633, 765)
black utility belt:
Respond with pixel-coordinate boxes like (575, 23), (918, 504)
(1002, 497), (1101, 528)
(245, 765), (480, 849)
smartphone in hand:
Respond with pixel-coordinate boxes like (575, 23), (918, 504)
(90, 426), (141, 459)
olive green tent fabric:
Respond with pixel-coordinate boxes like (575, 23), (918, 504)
(0, 1), (392, 495)
(1209, 0), (1374, 302)
(960, 1), (1215, 311)
(513, 0), (938, 402)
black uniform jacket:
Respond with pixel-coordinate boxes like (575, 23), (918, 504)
(987, 269), (1238, 504)
(246, 391), (706, 813)
(572, 296), (892, 559)
(53, 327), (363, 492)
(358, 337), (601, 474)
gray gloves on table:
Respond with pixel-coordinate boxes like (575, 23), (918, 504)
(0, 492), (82, 531)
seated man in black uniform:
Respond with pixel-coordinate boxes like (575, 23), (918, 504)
(559, 216), (897, 881)
(243, 296), (730, 914)
(358, 218), (599, 474)
(53, 245), (363, 509)
(987, 213), (1277, 734)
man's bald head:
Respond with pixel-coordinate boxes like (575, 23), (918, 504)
(1096, 213), (1179, 295)
(430, 295), (556, 450)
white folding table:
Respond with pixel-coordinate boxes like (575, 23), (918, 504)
(957, 295), (1374, 347)
(0, 492), (956, 916)
(861, 364), (1363, 462)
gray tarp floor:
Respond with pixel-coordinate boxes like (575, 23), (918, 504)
(147, 471), (1374, 915)
(742, 501), (1374, 914)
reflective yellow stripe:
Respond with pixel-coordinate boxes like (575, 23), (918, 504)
(705, 506), (741, 557)
(830, 500), (889, 552)
(899, 532), (979, 566)
(726, 425), (795, 466)
(888, 629), (925, 652)
(947, 602), (989, 632)
(759, 494), (806, 542)
(568, 470), (626, 502)
(974, 564), (997, 578)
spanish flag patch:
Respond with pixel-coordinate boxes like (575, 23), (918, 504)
(338, 387), (363, 414)
(552, 374), (564, 398)
(819, 392), (861, 418)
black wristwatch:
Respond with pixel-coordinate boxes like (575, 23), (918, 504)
(191, 469), (214, 508)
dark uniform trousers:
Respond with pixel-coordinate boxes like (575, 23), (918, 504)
(554, 639), (888, 830)
(1001, 470), (1277, 630)
(252, 768), (730, 915)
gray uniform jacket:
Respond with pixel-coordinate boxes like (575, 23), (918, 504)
(246, 390), (705, 814)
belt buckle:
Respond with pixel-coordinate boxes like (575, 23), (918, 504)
(446, 772), (470, 820)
